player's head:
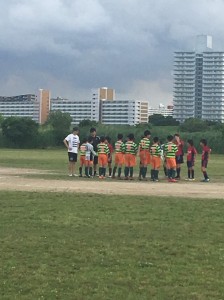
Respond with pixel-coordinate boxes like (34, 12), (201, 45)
(100, 136), (106, 143)
(167, 135), (173, 142)
(153, 136), (159, 143)
(127, 133), (134, 141)
(117, 133), (123, 140)
(144, 130), (151, 137)
(82, 137), (88, 143)
(187, 139), (194, 146)
(73, 127), (79, 134)
(200, 138), (207, 146)
(105, 136), (111, 144)
(88, 136), (93, 143)
(90, 127), (96, 136)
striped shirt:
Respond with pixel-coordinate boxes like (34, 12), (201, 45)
(114, 141), (125, 153)
(124, 141), (138, 155)
(139, 138), (150, 151)
(150, 144), (161, 157)
(164, 142), (178, 158)
(97, 143), (110, 155)
(79, 143), (87, 156)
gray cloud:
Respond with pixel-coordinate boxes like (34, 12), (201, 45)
(1, 0), (224, 105)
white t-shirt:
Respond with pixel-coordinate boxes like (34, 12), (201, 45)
(65, 134), (80, 153)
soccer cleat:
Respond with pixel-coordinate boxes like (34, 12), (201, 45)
(99, 176), (103, 179)
(191, 178), (195, 181)
(168, 178), (177, 182)
(185, 178), (190, 181)
(68, 174), (73, 177)
(79, 174), (83, 177)
(201, 178), (210, 182)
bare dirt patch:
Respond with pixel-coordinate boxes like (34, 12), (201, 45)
(0, 167), (223, 199)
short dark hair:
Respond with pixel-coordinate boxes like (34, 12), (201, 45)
(117, 133), (123, 140)
(100, 136), (106, 142)
(127, 133), (134, 140)
(90, 127), (96, 133)
(153, 136), (159, 143)
(88, 136), (93, 143)
(174, 133), (180, 137)
(200, 139), (207, 146)
(167, 135), (173, 142)
(187, 139), (194, 146)
(73, 127), (79, 132)
(105, 136), (111, 143)
(144, 130), (151, 137)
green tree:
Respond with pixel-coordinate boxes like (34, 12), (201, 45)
(1, 117), (39, 148)
(78, 119), (98, 128)
(179, 118), (208, 132)
(149, 114), (179, 126)
(46, 110), (72, 145)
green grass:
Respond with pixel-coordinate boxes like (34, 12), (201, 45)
(1, 191), (224, 299)
(0, 149), (224, 182)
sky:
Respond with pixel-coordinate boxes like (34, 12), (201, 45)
(0, 0), (224, 106)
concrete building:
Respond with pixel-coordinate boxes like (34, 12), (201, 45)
(0, 90), (50, 124)
(173, 35), (224, 123)
(50, 97), (100, 125)
(100, 100), (149, 125)
(148, 104), (174, 117)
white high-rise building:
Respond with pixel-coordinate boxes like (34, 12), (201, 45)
(173, 35), (224, 123)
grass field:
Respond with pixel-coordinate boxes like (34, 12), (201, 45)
(0, 148), (224, 182)
(1, 191), (224, 300)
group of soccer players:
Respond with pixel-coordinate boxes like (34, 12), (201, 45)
(63, 127), (211, 182)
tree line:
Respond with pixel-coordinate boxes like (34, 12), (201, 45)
(0, 112), (224, 153)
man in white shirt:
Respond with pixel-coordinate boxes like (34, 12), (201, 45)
(63, 127), (80, 176)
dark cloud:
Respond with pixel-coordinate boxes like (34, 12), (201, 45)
(1, 0), (224, 104)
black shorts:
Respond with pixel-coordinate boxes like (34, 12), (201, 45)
(68, 152), (77, 162)
(94, 156), (98, 165)
(187, 161), (194, 168)
(201, 159), (208, 168)
(176, 155), (184, 164)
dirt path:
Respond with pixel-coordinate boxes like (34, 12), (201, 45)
(0, 167), (223, 199)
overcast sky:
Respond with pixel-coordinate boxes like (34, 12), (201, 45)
(0, 0), (224, 106)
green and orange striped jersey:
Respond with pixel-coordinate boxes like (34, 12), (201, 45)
(164, 142), (178, 158)
(79, 143), (87, 156)
(97, 143), (110, 155)
(139, 137), (150, 151)
(150, 144), (161, 157)
(124, 141), (138, 155)
(114, 140), (125, 153)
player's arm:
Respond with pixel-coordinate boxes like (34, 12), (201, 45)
(63, 138), (69, 150)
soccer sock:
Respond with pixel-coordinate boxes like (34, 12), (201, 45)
(124, 167), (129, 177)
(155, 170), (159, 180)
(112, 166), (117, 177)
(103, 168), (106, 177)
(177, 167), (180, 177)
(203, 171), (208, 179)
(142, 167), (147, 178)
(192, 170), (194, 179)
(164, 166), (167, 176)
(151, 169), (154, 179)
(85, 167), (88, 177)
(130, 167), (134, 178)
(79, 167), (82, 175)
(172, 169), (176, 179)
(89, 167), (93, 176)
(118, 167), (122, 177)
(94, 170), (97, 176)
(188, 170), (191, 178)
(168, 169), (172, 178)
(99, 167), (102, 176)
(139, 167), (143, 178)
(109, 167), (112, 176)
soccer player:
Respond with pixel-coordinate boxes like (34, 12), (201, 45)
(124, 133), (138, 180)
(63, 127), (80, 176)
(85, 136), (97, 178)
(89, 127), (100, 176)
(174, 133), (184, 179)
(150, 137), (162, 181)
(112, 133), (125, 179)
(186, 139), (197, 181)
(164, 135), (178, 182)
(200, 139), (211, 182)
(79, 138), (87, 177)
(105, 136), (114, 177)
(97, 136), (110, 179)
(138, 130), (151, 180)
